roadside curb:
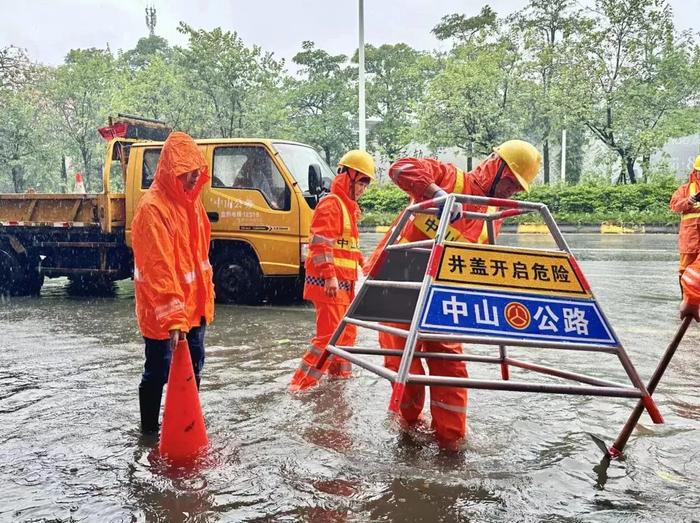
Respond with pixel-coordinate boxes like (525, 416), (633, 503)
(359, 224), (679, 234)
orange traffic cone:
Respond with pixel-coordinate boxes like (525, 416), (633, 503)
(74, 172), (86, 194)
(159, 339), (209, 465)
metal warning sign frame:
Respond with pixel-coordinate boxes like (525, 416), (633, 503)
(312, 193), (663, 425)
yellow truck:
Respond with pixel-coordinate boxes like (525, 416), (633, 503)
(0, 116), (335, 303)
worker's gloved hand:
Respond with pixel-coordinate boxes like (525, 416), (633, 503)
(679, 299), (700, 321)
(324, 276), (339, 298)
(433, 189), (463, 223)
(168, 329), (186, 352)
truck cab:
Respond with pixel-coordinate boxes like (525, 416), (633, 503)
(0, 115), (334, 303)
(125, 138), (334, 303)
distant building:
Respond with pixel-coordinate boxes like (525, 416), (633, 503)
(652, 134), (700, 179)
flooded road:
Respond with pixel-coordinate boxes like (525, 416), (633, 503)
(1, 233), (699, 522)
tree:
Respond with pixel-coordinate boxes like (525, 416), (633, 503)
(510, 0), (581, 184)
(416, 39), (520, 169)
(0, 48), (61, 193)
(560, 0), (700, 183)
(358, 44), (439, 163)
(117, 55), (210, 136)
(0, 46), (32, 90)
(48, 48), (120, 191)
(120, 35), (171, 71)
(432, 6), (498, 43)
(176, 23), (285, 138)
(288, 41), (355, 164)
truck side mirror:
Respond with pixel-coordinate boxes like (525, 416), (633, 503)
(308, 164), (322, 195)
(322, 176), (332, 192)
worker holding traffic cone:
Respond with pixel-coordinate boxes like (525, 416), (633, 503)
(131, 132), (215, 434)
(289, 150), (375, 391)
(365, 140), (541, 449)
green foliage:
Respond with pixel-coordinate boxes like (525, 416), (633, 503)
(176, 23), (285, 138)
(416, 39), (519, 168)
(120, 35), (171, 71)
(288, 41), (355, 165)
(359, 44), (439, 164)
(557, 0), (700, 183)
(432, 6), (498, 43)
(513, 180), (679, 224)
(359, 182), (409, 215)
(48, 48), (120, 192)
(1, 3), (698, 196)
(358, 179), (681, 226)
(509, 0), (582, 183)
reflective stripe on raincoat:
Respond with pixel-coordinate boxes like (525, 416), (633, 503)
(670, 171), (700, 254)
(681, 259), (700, 304)
(132, 131), (215, 339)
(365, 154), (518, 446)
(303, 172), (362, 304)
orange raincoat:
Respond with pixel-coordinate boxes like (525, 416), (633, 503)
(131, 132), (215, 340)
(290, 173), (362, 390)
(366, 155), (515, 446)
(669, 170), (700, 274)
(681, 256), (700, 304)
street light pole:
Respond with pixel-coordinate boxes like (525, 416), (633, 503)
(358, 0), (366, 151)
(561, 129), (567, 183)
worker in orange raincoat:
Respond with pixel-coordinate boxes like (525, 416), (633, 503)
(365, 140), (541, 448)
(132, 131), (215, 434)
(289, 150), (375, 391)
(680, 251), (700, 321)
(670, 155), (700, 290)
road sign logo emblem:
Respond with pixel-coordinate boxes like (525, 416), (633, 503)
(505, 302), (530, 330)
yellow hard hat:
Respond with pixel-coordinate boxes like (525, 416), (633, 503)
(338, 150), (375, 179)
(694, 155), (700, 171)
(494, 140), (542, 191)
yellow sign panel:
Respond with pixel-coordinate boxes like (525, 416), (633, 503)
(436, 244), (589, 296)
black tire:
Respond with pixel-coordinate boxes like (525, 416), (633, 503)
(0, 242), (43, 296)
(0, 243), (23, 296)
(213, 248), (263, 305)
(17, 253), (44, 296)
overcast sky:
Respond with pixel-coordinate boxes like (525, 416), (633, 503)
(1, 0), (697, 69)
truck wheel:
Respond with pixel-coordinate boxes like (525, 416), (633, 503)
(17, 254), (44, 296)
(0, 243), (23, 296)
(213, 251), (263, 305)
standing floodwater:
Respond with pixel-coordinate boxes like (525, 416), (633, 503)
(1, 234), (699, 521)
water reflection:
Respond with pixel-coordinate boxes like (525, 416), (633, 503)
(1, 234), (699, 521)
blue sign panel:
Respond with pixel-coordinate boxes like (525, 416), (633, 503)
(419, 285), (619, 347)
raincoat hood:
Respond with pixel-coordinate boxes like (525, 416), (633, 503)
(152, 131), (209, 204)
(690, 170), (700, 185)
(468, 154), (506, 196)
(330, 171), (361, 217)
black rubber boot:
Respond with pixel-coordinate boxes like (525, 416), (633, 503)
(139, 385), (163, 434)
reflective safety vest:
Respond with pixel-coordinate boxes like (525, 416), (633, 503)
(406, 169), (496, 244)
(306, 193), (362, 282)
(682, 262), (700, 303)
(682, 181), (700, 221)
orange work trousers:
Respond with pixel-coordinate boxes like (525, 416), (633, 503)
(289, 300), (357, 391)
(380, 322), (468, 446)
(679, 253), (700, 275)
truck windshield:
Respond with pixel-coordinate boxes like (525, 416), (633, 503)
(273, 143), (335, 192)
